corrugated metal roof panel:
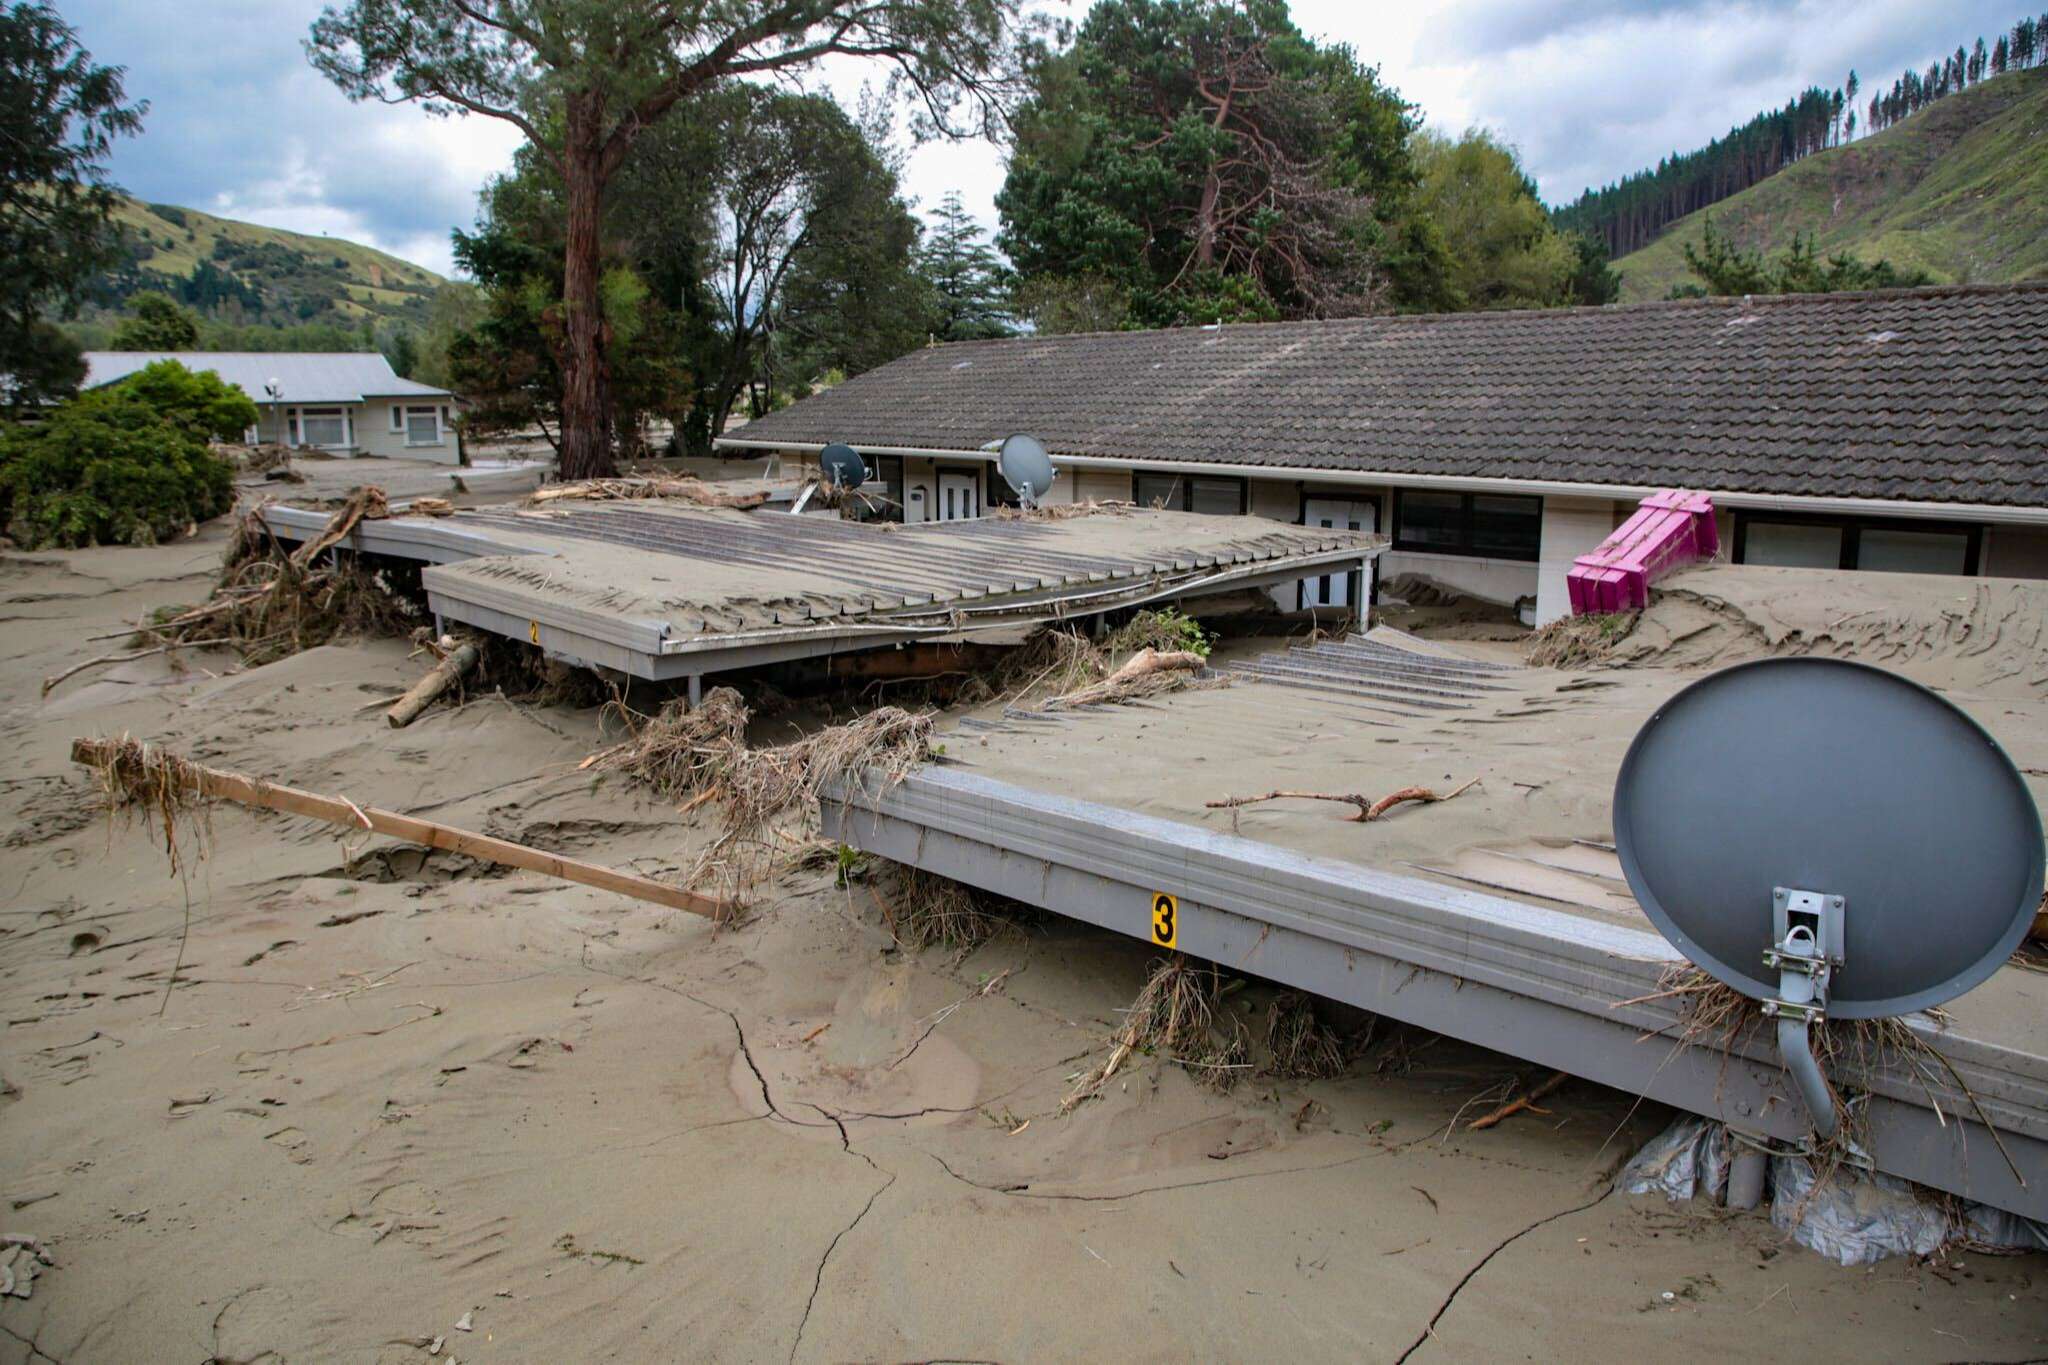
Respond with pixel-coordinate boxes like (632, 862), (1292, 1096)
(81, 352), (451, 404)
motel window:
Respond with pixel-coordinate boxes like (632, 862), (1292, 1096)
(1134, 473), (1248, 515)
(1393, 490), (1541, 562)
(1734, 512), (1980, 576)
(987, 465), (1023, 509)
(295, 407), (347, 447)
(857, 454), (905, 523)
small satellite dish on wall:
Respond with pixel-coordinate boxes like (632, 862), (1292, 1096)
(997, 434), (1057, 509)
(1612, 657), (2043, 1137)
(819, 443), (868, 489)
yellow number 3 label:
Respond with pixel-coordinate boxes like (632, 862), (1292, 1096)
(1150, 892), (1178, 948)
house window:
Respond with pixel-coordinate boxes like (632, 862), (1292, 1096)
(1734, 512), (1980, 576)
(404, 406), (441, 445)
(1393, 490), (1542, 561)
(297, 407), (347, 447)
(389, 405), (404, 433)
(1134, 472), (1247, 515)
(857, 455), (905, 523)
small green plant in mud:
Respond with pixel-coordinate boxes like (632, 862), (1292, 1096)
(833, 843), (870, 888)
(1108, 606), (1212, 660)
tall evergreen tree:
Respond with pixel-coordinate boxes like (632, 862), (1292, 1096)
(998, 0), (1450, 324)
(919, 192), (1012, 341)
(307, 0), (1026, 480)
(0, 3), (143, 411)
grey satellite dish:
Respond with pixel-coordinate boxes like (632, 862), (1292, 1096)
(996, 434), (1057, 509)
(819, 443), (867, 489)
(1614, 656), (2043, 1137)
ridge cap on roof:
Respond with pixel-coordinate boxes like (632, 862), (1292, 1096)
(911, 280), (2048, 352)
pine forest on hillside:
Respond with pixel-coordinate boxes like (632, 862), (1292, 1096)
(1555, 10), (2048, 259)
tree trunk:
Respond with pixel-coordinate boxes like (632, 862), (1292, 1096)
(558, 101), (614, 481)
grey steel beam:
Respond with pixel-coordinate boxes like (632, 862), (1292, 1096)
(821, 766), (2048, 1222)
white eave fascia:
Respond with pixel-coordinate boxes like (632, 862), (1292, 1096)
(712, 436), (2048, 528)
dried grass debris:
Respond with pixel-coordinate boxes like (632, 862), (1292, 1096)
(1262, 991), (1354, 1080)
(1526, 610), (1640, 668)
(871, 861), (1009, 954)
(588, 689), (936, 905)
(527, 477), (771, 510)
(1064, 956), (1249, 1109)
(989, 499), (1135, 523)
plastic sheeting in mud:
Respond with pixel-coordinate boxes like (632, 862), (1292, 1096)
(1623, 1115), (2048, 1266)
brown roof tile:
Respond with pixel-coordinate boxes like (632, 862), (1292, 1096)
(723, 285), (2048, 508)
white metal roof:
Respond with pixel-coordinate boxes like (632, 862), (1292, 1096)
(81, 352), (451, 404)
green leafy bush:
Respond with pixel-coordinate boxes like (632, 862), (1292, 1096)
(0, 361), (249, 548)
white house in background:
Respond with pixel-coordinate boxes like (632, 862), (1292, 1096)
(82, 352), (461, 465)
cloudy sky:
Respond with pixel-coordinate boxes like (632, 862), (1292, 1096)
(66, 0), (2023, 278)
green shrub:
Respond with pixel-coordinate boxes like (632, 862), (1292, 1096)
(109, 360), (258, 441)
(0, 361), (247, 548)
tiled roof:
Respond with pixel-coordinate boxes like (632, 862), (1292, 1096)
(83, 352), (450, 404)
(722, 285), (2048, 508)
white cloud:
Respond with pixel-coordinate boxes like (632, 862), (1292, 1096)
(61, 0), (2030, 276)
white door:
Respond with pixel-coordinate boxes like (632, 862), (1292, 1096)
(938, 471), (980, 521)
(1301, 498), (1376, 608)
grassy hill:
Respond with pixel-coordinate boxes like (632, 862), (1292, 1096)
(83, 195), (447, 338)
(1612, 65), (2048, 302)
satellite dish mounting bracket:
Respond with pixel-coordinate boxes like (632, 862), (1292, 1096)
(1759, 886), (1852, 1144)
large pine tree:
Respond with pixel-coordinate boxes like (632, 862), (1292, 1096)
(919, 192), (1012, 341)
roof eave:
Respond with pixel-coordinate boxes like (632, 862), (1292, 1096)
(713, 435), (2048, 527)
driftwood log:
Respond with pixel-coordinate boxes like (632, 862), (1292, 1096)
(386, 642), (480, 728)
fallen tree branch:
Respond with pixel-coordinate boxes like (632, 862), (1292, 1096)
(72, 735), (728, 921)
(1467, 1071), (1570, 1131)
(42, 638), (234, 697)
(1207, 777), (1480, 823)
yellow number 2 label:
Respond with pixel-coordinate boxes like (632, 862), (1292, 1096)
(528, 620), (540, 644)
(1150, 892), (1178, 949)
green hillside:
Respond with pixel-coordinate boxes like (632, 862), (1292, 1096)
(1612, 65), (2048, 302)
(82, 195), (446, 336)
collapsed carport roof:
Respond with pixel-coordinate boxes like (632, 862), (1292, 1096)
(258, 499), (1383, 680)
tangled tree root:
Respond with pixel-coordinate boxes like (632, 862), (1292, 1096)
(1526, 610), (1640, 668)
(1042, 647), (1217, 710)
(1064, 956), (1250, 1110)
(81, 733), (212, 878)
(139, 489), (416, 666)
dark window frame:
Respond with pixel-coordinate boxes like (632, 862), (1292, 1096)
(1295, 485), (1383, 613)
(1392, 489), (1542, 563)
(1732, 509), (1982, 576)
(1132, 471), (1249, 515)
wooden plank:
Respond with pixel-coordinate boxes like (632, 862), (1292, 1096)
(71, 738), (724, 920)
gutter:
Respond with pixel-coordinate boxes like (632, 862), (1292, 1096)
(713, 436), (2048, 528)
